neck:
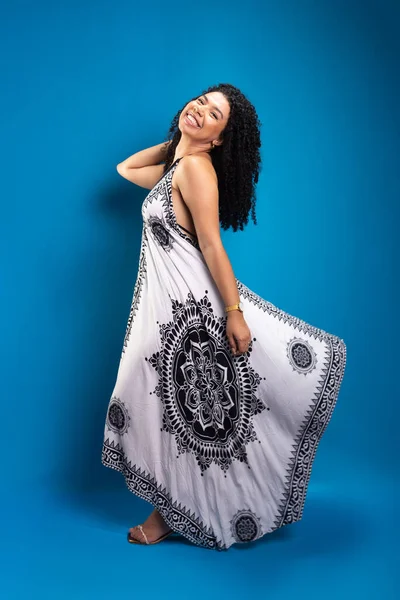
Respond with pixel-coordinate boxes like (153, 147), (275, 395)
(174, 134), (211, 159)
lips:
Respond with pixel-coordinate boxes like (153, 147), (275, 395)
(186, 110), (200, 127)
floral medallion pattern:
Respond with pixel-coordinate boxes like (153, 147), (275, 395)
(287, 338), (318, 375)
(106, 396), (130, 435)
(145, 290), (267, 475)
(148, 215), (173, 251)
(230, 509), (262, 542)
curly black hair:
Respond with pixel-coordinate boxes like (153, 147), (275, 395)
(161, 83), (262, 232)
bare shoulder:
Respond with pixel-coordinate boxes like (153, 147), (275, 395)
(174, 153), (217, 189)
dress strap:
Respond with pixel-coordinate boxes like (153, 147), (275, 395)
(176, 222), (198, 239)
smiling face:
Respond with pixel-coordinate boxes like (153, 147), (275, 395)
(179, 91), (231, 147)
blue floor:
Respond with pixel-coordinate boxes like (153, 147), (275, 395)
(3, 466), (395, 600)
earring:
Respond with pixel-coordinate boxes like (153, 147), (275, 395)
(211, 141), (215, 149)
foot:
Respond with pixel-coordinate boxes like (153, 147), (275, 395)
(128, 509), (172, 543)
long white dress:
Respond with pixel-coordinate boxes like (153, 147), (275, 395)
(101, 157), (347, 550)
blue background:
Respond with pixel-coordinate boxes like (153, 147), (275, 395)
(1, 0), (398, 598)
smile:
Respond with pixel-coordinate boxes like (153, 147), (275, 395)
(184, 111), (201, 128)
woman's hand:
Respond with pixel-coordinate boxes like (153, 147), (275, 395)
(226, 311), (252, 356)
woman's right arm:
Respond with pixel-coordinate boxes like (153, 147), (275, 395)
(116, 141), (170, 189)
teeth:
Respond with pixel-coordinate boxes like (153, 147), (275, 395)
(187, 112), (198, 126)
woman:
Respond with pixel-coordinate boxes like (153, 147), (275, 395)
(102, 83), (347, 549)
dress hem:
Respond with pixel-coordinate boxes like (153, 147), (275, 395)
(101, 441), (225, 550)
(101, 439), (313, 550)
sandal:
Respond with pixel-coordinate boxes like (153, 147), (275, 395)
(127, 524), (173, 545)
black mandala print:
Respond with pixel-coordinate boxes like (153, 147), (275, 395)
(287, 338), (317, 375)
(106, 397), (130, 435)
(231, 509), (262, 542)
(145, 291), (266, 475)
(148, 216), (173, 251)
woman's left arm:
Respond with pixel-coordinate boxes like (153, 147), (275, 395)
(175, 155), (252, 356)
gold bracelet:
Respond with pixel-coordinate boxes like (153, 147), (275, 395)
(225, 301), (243, 313)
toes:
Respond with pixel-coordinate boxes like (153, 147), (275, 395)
(128, 526), (141, 542)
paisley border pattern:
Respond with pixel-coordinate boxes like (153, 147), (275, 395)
(121, 224), (148, 357)
(236, 279), (347, 528)
(165, 159), (201, 251)
(102, 438), (225, 550)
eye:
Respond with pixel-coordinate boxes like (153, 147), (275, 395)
(198, 97), (218, 119)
